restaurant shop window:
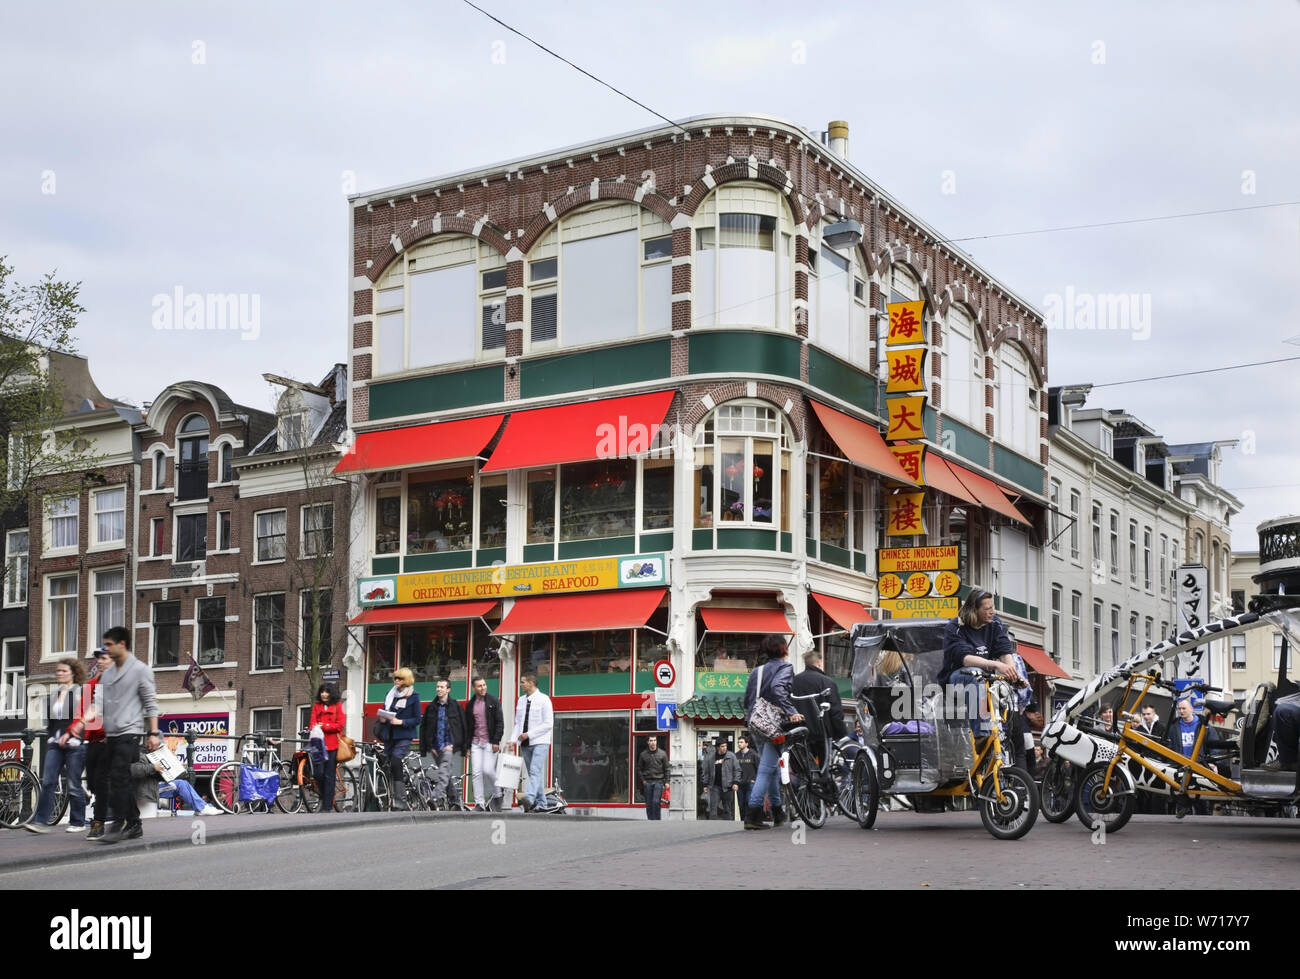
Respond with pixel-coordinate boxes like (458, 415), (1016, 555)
(694, 402), (791, 530)
(555, 710), (632, 805)
(804, 444), (871, 569)
(513, 606), (668, 698)
(524, 458), (674, 550)
(407, 467), (475, 553)
(367, 619), (497, 700)
(695, 630), (768, 674)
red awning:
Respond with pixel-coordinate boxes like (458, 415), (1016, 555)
(348, 599), (498, 627)
(940, 458), (1030, 525)
(1017, 643), (1070, 680)
(810, 593), (873, 632)
(923, 455), (981, 506)
(334, 414), (505, 475)
(480, 390), (675, 473)
(698, 607), (792, 634)
(493, 588), (666, 635)
(808, 399), (916, 484)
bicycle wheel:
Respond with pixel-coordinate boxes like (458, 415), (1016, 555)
(334, 766), (358, 812)
(368, 767), (392, 811)
(274, 761), (300, 813)
(1074, 762), (1134, 834)
(209, 761), (246, 814)
(979, 765), (1040, 841)
(786, 743), (828, 829)
(852, 751), (880, 830)
(297, 756), (321, 812)
(52, 771), (69, 824)
(1040, 758), (1076, 824)
(0, 762), (41, 828)
(830, 744), (855, 820)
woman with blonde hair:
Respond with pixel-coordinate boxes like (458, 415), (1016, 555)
(377, 667), (421, 810)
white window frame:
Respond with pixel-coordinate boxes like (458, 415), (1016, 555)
(1143, 527), (1153, 591)
(45, 494), (79, 556)
(1230, 634), (1246, 670)
(250, 706), (283, 740)
(1049, 480), (1061, 552)
(4, 528), (28, 607)
(151, 599), (183, 669)
(1070, 591), (1082, 672)
(996, 342), (1035, 458)
(1, 638), (25, 717)
(253, 592), (287, 672)
(1068, 490), (1081, 561)
(1274, 634), (1284, 670)
(943, 304), (981, 425)
(692, 187), (791, 332)
(694, 401), (792, 531)
(150, 517), (165, 557)
(254, 508), (288, 564)
(1128, 519), (1138, 586)
(90, 566), (126, 641)
(300, 503), (334, 559)
(1109, 510), (1120, 581)
(89, 484), (127, 550)
(44, 571), (79, 660)
(153, 450), (167, 489)
(216, 510), (233, 552)
(298, 588), (333, 673)
(195, 595), (227, 667)
(1050, 584), (1062, 659)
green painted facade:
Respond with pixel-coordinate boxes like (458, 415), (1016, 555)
(688, 331), (800, 378)
(520, 338), (671, 399)
(558, 536), (636, 559)
(942, 416), (990, 469)
(993, 443), (1044, 494)
(404, 551), (473, 573)
(368, 365), (504, 420)
(808, 348), (877, 413)
(371, 557), (400, 575)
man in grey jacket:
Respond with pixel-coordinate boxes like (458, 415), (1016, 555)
(96, 627), (160, 844)
(701, 739), (740, 820)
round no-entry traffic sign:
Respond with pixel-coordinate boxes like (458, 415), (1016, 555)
(653, 659), (675, 687)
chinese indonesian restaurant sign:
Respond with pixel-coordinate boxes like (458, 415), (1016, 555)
(885, 348), (927, 394)
(889, 443), (926, 484)
(886, 395), (926, 441)
(886, 301), (925, 347)
(877, 546), (960, 619)
(357, 554), (667, 607)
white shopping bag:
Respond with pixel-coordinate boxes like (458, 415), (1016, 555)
(496, 750), (526, 794)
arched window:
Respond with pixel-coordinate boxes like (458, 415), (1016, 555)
(944, 305), (982, 426)
(220, 443), (234, 483)
(693, 186), (792, 331)
(694, 402), (792, 529)
(177, 415), (209, 501)
(808, 222), (868, 366)
(996, 343), (1036, 457)
(153, 451), (166, 489)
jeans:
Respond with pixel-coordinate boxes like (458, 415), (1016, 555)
(106, 734), (141, 826)
(746, 740), (781, 812)
(387, 739), (413, 783)
(319, 749), (338, 810)
(708, 784), (735, 820)
(643, 781), (663, 819)
(521, 742), (549, 807)
(35, 741), (87, 826)
(431, 747), (464, 805)
(1272, 694), (1300, 764)
(949, 672), (992, 737)
(469, 743), (498, 807)
(161, 778), (207, 812)
(85, 741), (109, 822)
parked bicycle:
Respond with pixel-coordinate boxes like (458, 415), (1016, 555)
(774, 688), (846, 829)
(210, 734), (298, 814)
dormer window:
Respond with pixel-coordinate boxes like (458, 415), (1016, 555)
(277, 390), (308, 451)
(177, 414), (209, 501)
(1100, 426), (1113, 455)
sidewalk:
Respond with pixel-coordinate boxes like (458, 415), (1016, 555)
(0, 807), (582, 873)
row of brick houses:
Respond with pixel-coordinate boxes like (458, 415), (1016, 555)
(3, 363), (350, 763)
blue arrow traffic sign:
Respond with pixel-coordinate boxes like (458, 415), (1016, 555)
(657, 703), (678, 730)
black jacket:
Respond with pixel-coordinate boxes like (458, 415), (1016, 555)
(637, 747), (670, 783)
(463, 692), (504, 746)
(420, 697), (469, 755)
(791, 664), (847, 745)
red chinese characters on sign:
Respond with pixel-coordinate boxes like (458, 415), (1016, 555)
(886, 300), (926, 347)
(887, 492), (927, 536)
(889, 443), (926, 485)
(887, 396), (926, 441)
(886, 347), (928, 394)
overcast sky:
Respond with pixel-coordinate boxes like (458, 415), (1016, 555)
(2, 0), (1297, 550)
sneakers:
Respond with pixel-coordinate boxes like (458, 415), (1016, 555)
(199, 805), (221, 816)
(86, 820), (105, 841)
(122, 822), (143, 840)
(1261, 759), (1298, 773)
(66, 824), (89, 833)
(23, 821), (52, 834)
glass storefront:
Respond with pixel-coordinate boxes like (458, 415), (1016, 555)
(555, 710), (631, 804)
(365, 619), (498, 702)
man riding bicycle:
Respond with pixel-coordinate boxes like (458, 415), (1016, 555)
(939, 589), (1020, 736)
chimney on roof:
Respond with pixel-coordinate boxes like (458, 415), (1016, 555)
(827, 120), (849, 160)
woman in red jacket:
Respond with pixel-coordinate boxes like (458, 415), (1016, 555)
(309, 683), (346, 812)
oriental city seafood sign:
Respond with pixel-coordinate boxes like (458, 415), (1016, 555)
(357, 553), (667, 607)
